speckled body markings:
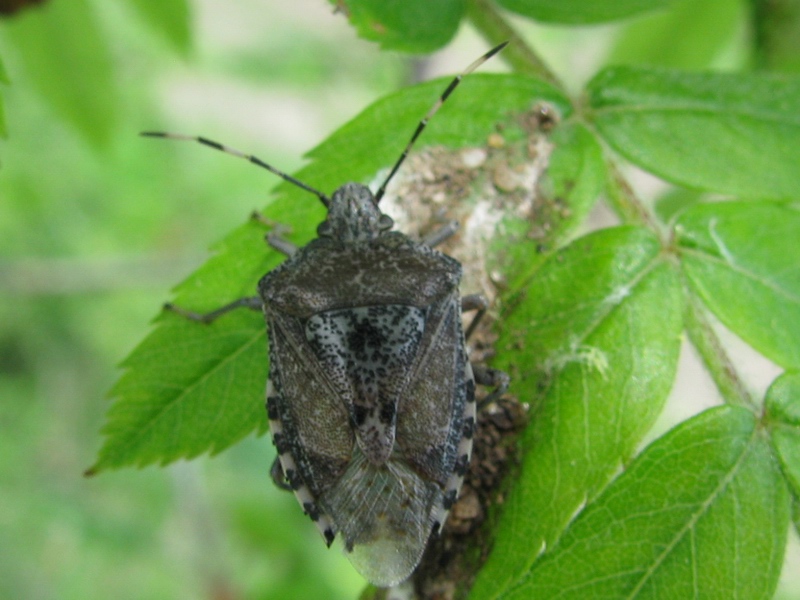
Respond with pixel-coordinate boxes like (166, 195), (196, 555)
(259, 203), (476, 584)
(148, 42), (509, 588)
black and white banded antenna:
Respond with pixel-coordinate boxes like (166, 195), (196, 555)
(141, 41), (507, 208)
(139, 132), (332, 207)
(373, 40), (508, 203)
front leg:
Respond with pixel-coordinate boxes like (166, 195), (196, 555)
(166, 212), (297, 323)
(164, 296), (262, 324)
(250, 211), (299, 256)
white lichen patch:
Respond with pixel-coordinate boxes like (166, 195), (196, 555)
(376, 106), (559, 305)
(606, 284), (632, 305)
(545, 343), (610, 379)
(367, 103), (566, 373)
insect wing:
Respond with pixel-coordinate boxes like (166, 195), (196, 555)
(322, 292), (472, 586)
(304, 304), (426, 464)
(266, 311), (354, 502)
(262, 238), (471, 586)
(397, 291), (472, 490)
(324, 452), (439, 587)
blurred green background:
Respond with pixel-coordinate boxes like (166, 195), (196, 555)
(0, 1), (401, 597)
(1, 0), (798, 598)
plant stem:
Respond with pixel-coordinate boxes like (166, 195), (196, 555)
(604, 159), (660, 231)
(465, 0), (562, 88)
(682, 285), (756, 410)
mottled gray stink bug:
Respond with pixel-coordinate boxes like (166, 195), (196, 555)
(143, 41), (510, 587)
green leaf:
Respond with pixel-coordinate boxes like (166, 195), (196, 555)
(607, 0), (744, 69)
(676, 201), (800, 368)
(124, 0), (192, 55)
(0, 90), (5, 138)
(752, 0), (800, 73)
(472, 226), (683, 598)
(498, 406), (789, 599)
(793, 497), (800, 537)
(2, 0), (116, 147)
(495, 0), (672, 24)
(89, 223), (275, 474)
(0, 53), (7, 136)
(766, 371), (800, 498)
(336, 0), (464, 52)
(497, 122), (606, 292)
(0, 53), (8, 84)
(92, 73), (570, 472)
(587, 67), (800, 199)
(653, 187), (703, 224)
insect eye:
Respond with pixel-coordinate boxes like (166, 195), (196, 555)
(378, 214), (394, 231)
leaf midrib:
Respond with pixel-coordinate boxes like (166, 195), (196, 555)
(623, 427), (758, 599)
(680, 245), (800, 306)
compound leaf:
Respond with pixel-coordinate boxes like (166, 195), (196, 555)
(472, 226), (683, 598)
(676, 201), (800, 369)
(587, 67), (800, 199)
(502, 406), (789, 600)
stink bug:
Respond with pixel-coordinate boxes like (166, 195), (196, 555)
(144, 42), (510, 587)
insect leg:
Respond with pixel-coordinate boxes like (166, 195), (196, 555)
(250, 211), (298, 256)
(268, 389), (337, 547)
(421, 219), (459, 248)
(460, 294), (489, 341)
(164, 296), (262, 323)
(267, 229), (298, 256)
(270, 456), (293, 491)
(461, 294), (510, 406)
(472, 364), (510, 409)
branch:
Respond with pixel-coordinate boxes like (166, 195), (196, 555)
(682, 284), (757, 410)
(465, 0), (562, 88)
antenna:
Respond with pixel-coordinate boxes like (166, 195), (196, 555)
(140, 132), (331, 207)
(373, 41), (508, 203)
